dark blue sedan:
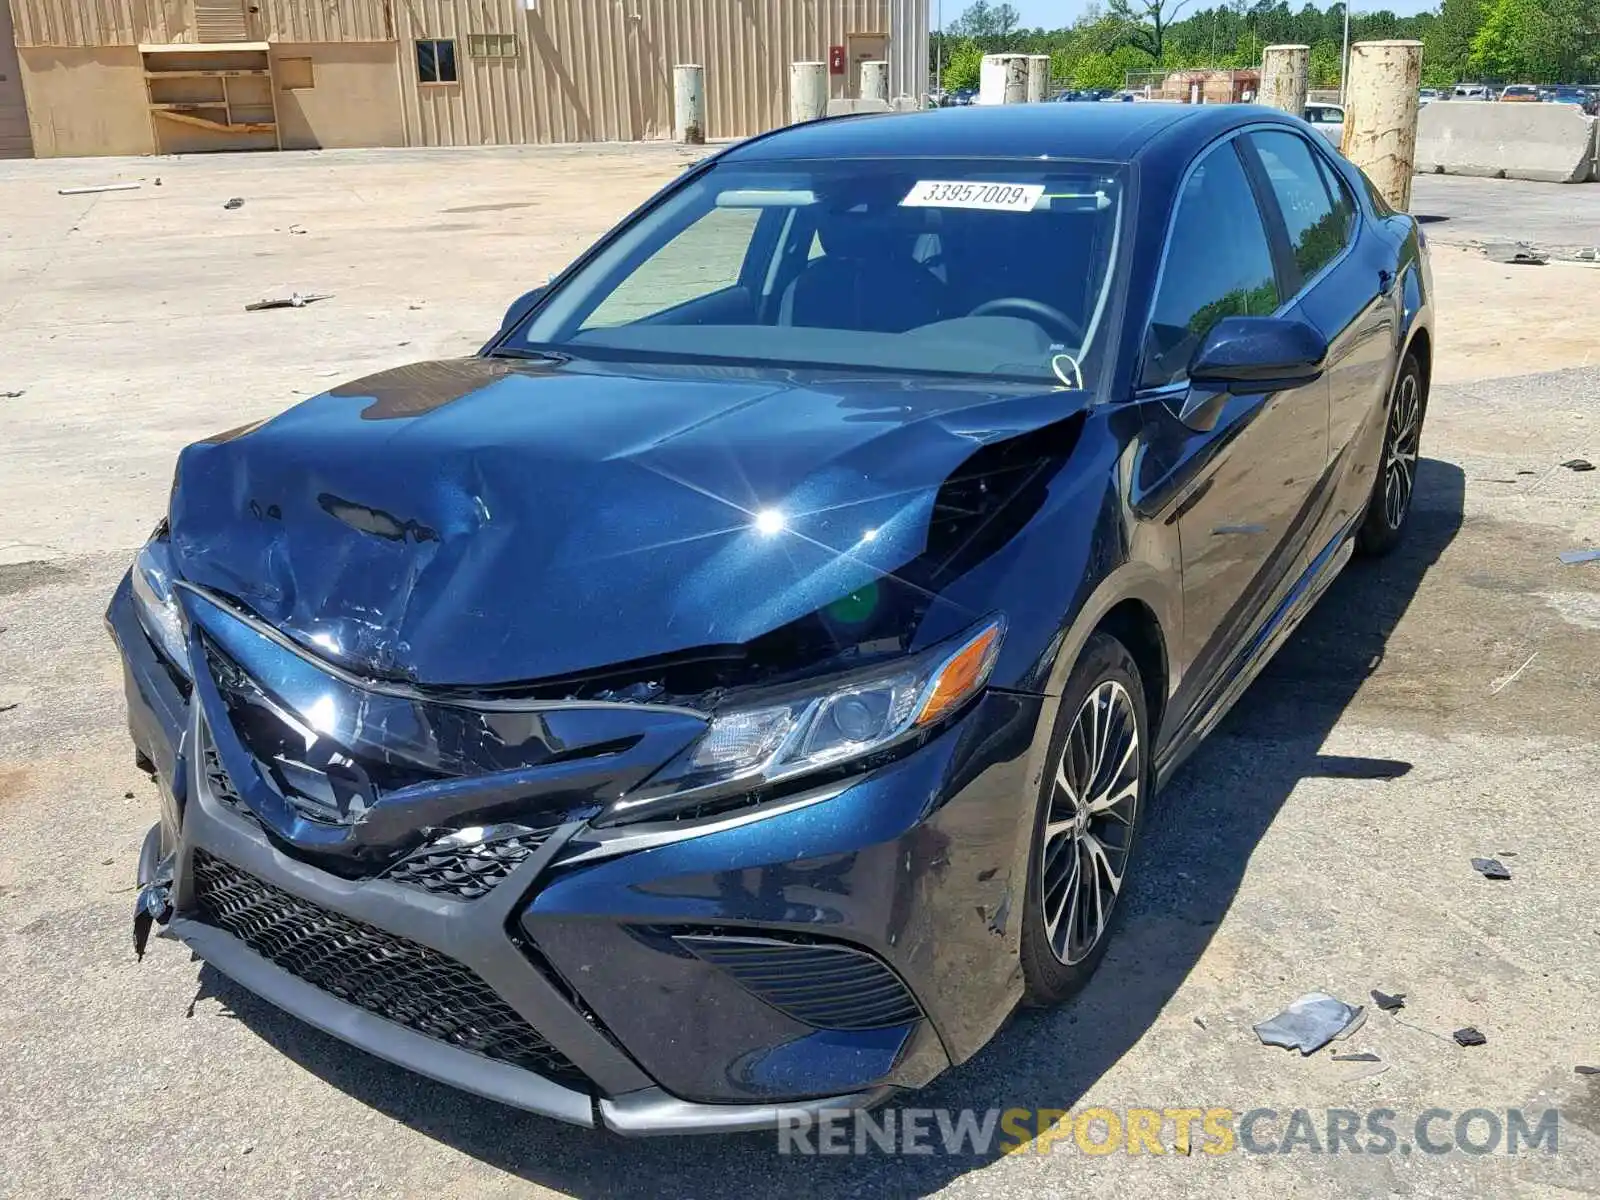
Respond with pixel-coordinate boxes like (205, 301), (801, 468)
(115, 103), (1432, 1134)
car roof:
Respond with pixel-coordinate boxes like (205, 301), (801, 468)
(720, 102), (1296, 165)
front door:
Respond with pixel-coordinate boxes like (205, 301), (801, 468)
(845, 33), (886, 98)
(1137, 135), (1329, 722)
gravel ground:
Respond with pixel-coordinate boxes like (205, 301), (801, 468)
(1, 147), (1597, 1200)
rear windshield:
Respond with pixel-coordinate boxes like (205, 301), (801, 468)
(514, 157), (1128, 389)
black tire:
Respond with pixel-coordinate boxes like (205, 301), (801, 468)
(1020, 632), (1149, 1007)
(1356, 351), (1427, 557)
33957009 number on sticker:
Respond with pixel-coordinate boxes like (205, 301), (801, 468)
(900, 180), (1046, 211)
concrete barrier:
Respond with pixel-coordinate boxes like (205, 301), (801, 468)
(1416, 101), (1598, 184)
(825, 97), (891, 116)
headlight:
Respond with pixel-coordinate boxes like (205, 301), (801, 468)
(599, 615), (1004, 825)
(130, 535), (191, 678)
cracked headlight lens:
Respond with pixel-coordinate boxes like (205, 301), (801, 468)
(130, 536), (190, 678)
(602, 615), (1004, 824)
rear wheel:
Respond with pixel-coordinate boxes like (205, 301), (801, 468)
(1020, 632), (1148, 1006)
(1357, 351), (1426, 557)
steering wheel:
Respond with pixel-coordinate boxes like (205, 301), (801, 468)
(966, 297), (1084, 346)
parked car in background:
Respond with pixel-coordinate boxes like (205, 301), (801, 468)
(1452, 84), (1492, 100)
(1499, 84), (1540, 102)
(1418, 88), (1441, 105)
(118, 102), (1434, 1134)
(1547, 86), (1591, 109)
(1304, 101), (1345, 147)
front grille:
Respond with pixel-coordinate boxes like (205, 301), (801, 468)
(385, 825), (557, 900)
(675, 934), (923, 1030)
(189, 849), (589, 1087)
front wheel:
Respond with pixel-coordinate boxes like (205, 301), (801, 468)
(1019, 632), (1149, 1006)
(1356, 351), (1427, 557)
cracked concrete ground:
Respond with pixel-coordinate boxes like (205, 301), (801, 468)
(0, 149), (1597, 1199)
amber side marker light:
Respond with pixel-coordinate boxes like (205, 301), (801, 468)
(915, 622), (1004, 728)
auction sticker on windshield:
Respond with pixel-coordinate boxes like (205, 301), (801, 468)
(901, 181), (1046, 211)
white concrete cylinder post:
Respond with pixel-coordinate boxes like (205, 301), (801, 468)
(979, 54), (1028, 105)
(860, 60), (888, 102)
(1259, 44), (1309, 119)
(790, 61), (829, 124)
(1026, 54), (1051, 103)
(1343, 39), (1424, 210)
(672, 64), (705, 144)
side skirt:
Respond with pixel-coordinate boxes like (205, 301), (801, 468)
(1153, 520), (1359, 790)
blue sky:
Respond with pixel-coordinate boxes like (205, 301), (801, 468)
(931, 0), (1442, 28)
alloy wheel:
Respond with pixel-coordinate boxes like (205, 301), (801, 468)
(1039, 679), (1140, 965)
(1383, 370), (1421, 530)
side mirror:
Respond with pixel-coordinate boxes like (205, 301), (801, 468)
(1177, 316), (1328, 430)
(1188, 316), (1327, 389)
(498, 286), (549, 335)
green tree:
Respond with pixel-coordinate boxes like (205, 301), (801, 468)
(1106, 0), (1200, 64)
(1469, 0), (1535, 79)
(949, 1), (1023, 40)
(1425, 0), (1488, 85)
(1308, 39), (1342, 86)
(942, 38), (987, 90)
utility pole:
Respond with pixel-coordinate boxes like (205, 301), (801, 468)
(936, 0), (943, 93)
(1340, 3), (1352, 104)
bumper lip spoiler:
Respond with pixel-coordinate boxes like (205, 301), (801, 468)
(170, 916), (599, 1127)
(169, 917), (892, 1135)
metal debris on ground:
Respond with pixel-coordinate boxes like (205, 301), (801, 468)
(1561, 459), (1595, 472)
(223, 197), (245, 210)
(1559, 548), (1600, 565)
(1371, 989), (1406, 1012)
(1483, 243), (1547, 266)
(1453, 1026), (1487, 1047)
(1, 390), (24, 399)
(1254, 992), (1366, 1055)
(1331, 1051), (1381, 1062)
(1472, 857), (1512, 880)
(1576, 1065), (1600, 1075)
(1489, 651), (1538, 695)
(57, 182), (141, 195)
(288, 224), (307, 234)
(244, 292), (333, 312)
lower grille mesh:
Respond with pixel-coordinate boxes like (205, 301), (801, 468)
(189, 849), (589, 1087)
(675, 934), (923, 1030)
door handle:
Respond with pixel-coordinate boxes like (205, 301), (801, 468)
(1377, 268), (1394, 296)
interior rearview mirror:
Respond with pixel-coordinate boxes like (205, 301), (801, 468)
(498, 286), (549, 335)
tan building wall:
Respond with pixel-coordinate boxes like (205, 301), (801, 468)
(272, 41), (405, 149)
(0, 0), (32, 156)
(393, 0), (889, 147)
(18, 46), (152, 155)
(8, 0), (894, 155)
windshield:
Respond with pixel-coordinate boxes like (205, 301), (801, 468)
(512, 157), (1128, 389)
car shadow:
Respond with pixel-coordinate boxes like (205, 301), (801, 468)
(195, 456), (1465, 1197)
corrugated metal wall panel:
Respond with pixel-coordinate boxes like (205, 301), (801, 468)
(11, 0), (895, 145)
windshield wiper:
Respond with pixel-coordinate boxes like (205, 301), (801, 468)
(488, 346), (575, 365)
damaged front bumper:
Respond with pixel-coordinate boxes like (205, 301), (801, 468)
(109, 574), (1041, 1134)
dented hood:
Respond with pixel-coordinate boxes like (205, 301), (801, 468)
(169, 357), (1082, 686)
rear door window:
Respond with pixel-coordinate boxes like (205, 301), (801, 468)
(1142, 141), (1281, 389)
(1247, 130), (1353, 287)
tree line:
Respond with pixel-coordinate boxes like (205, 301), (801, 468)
(933, 0), (1600, 93)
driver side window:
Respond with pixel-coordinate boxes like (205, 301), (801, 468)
(1142, 141), (1281, 389)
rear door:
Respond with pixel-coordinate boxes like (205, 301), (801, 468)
(1136, 135), (1329, 714)
(1241, 129), (1399, 546)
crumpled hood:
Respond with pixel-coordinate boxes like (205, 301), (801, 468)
(169, 357), (1082, 686)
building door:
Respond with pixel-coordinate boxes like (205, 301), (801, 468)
(0, 0), (33, 158)
(845, 33), (886, 98)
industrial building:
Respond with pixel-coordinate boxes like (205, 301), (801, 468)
(0, 0), (928, 158)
